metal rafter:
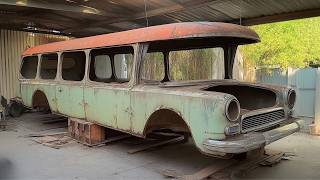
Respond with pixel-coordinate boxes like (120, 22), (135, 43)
(64, 0), (225, 33)
(0, 0), (119, 17)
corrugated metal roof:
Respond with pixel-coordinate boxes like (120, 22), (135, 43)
(0, 0), (320, 37)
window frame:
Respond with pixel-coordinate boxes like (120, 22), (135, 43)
(113, 53), (134, 82)
(87, 45), (135, 86)
(60, 50), (87, 82)
(90, 53), (113, 82)
(39, 53), (59, 80)
(140, 51), (166, 83)
(20, 55), (39, 80)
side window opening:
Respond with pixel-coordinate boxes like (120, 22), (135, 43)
(21, 56), (38, 79)
(40, 53), (58, 79)
(91, 55), (112, 82)
(90, 46), (133, 83)
(114, 54), (133, 80)
(62, 51), (86, 81)
(142, 52), (165, 82)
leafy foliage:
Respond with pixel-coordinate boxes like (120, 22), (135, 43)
(242, 17), (320, 68)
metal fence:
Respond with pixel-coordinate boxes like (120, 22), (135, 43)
(254, 67), (320, 128)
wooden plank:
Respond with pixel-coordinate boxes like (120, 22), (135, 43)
(182, 160), (236, 180)
(260, 152), (285, 166)
(161, 150), (288, 179)
(91, 134), (131, 147)
(231, 150), (284, 178)
(161, 160), (236, 180)
(127, 135), (184, 154)
(42, 118), (67, 124)
(24, 132), (68, 138)
(161, 169), (183, 178)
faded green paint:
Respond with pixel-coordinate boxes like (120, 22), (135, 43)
(56, 83), (85, 118)
(84, 85), (131, 131)
(129, 85), (230, 151)
(21, 82), (57, 112)
(20, 78), (233, 154)
(19, 42), (294, 156)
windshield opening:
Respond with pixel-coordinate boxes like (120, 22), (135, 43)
(169, 47), (224, 81)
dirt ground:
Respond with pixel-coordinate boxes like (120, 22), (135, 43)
(0, 112), (319, 179)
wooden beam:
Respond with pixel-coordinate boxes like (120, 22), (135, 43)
(240, 8), (320, 26)
(183, 160), (236, 180)
(0, 23), (72, 36)
(127, 135), (185, 154)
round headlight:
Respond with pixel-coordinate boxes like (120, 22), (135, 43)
(287, 89), (296, 109)
(225, 98), (240, 122)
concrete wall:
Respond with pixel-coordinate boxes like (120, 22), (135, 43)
(0, 29), (69, 99)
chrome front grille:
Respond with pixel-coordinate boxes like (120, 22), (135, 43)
(241, 109), (285, 133)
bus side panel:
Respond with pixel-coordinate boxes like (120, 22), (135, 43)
(56, 84), (85, 119)
(83, 86), (131, 133)
(130, 86), (227, 152)
(20, 82), (57, 112)
(21, 82), (33, 107)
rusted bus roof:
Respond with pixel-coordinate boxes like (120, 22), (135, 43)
(22, 22), (260, 56)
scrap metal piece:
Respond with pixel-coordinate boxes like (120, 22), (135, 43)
(8, 99), (25, 117)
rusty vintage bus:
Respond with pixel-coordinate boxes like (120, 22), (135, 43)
(19, 22), (303, 157)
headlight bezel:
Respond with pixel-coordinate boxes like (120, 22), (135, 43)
(287, 89), (296, 109)
(225, 98), (241, 122)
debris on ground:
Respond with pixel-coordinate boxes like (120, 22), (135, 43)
(259, 152), (284, 166)
(0, 121), (7, 130)
(161, 150), (297, 180)
(32, 134), (73, 149)
(8, 98), (26, 117)
(259, 151), (296, 166)
(161, 160), (236, 180)
(92, 134), (132, 147)
(0, 119), (17, 132)
(24, 132), (68, 138)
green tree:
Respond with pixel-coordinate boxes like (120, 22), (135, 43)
(242, 17), (320, 69)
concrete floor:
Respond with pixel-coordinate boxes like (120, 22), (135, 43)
(0, 113), (320, 179)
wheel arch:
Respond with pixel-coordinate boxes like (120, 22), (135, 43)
(142, 108), (192, 137)
(32, 90), (51, 111)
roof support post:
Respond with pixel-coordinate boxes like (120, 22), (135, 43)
(162, 51), (170, 82)
(130, 43), (149, 87)
(224, 45), (237, 79)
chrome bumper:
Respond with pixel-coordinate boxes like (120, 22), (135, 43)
(203, 119), (303, 154)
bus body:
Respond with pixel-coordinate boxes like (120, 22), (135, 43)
(19, 22), (302, 157)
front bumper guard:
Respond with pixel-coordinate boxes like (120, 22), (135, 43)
(203, 119), (303, 154)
